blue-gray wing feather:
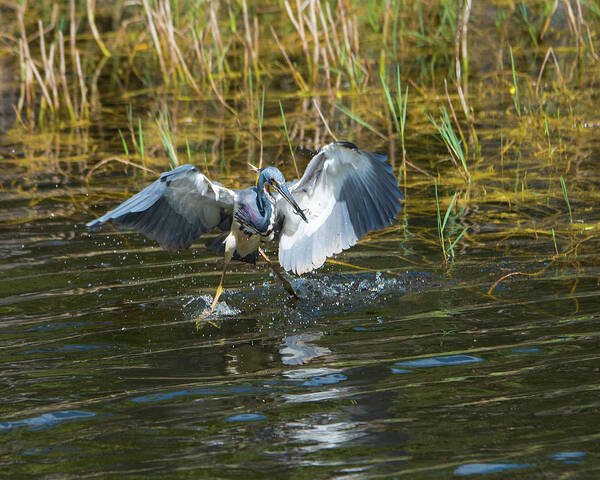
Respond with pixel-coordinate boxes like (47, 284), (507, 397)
(276, 141), (402, 274)
(87, 164), (236, 250)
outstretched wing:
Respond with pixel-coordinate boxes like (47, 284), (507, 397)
(276, 141), (402, 275)
(87, 164), (236, 250)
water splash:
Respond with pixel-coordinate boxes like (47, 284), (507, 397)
(182, 294), (241, 317)
(179, 271), (424, 328)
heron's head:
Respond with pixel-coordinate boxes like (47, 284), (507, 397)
(250, 165), (308, 223)
(258, 166), (286, 188)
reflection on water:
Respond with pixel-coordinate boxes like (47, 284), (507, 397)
(289, 420), (366, 453)
(454, 462), (531, 476)
(510, 347), (541, 354)
(549, 452), (587, 464)
(226, 413), (267, 422)
(0, 411), (96, 432)
(394, 354), (484, 369)
(279, 333), (331, 365)
(131, 389), (218, 403)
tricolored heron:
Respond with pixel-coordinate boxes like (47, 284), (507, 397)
(87, 141), (403, 309)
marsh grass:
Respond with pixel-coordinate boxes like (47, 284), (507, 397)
(429, 108), (470, 184)
(156, 111), (179, 169)
(435, 183), (469, 262)
(3, 0), (600, 266)
(118, 129), (129, 156)
(381, 66), (408, 181)
(509, 45), (521, 116)
(335, 103), (386, 141)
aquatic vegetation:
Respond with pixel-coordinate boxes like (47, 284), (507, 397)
(1, 0), (599, 265)
(429, 107), (470, 184)
(380, 66), (408, 184)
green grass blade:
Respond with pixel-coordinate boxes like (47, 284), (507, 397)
(401, 85), (408, 139)
(279, 100), (299, 178)
(442, 191), (458, 232)
(435, 181), (446, 261)
(380, 70), (400, 135)
(509, 45), (520, 116)
(335, 103), (387, 139)
(429, 108), (469, 182)
(559, 176), (573, 223)
(258, 87), (265, 129)
(447, 226), (469, 253)
(185, 136), (192, 163)
(156, 111), (178, 169)
(137, 117), (144, 161)
(397, 65), (408, 139)
(118, 129), (129, 155)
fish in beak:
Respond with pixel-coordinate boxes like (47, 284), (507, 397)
(270, 179), (308, 223)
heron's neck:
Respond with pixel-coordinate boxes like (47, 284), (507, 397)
(255, 175), (276, 235)
(250, 185), (273, 234)
(256, 186), (272, 218)
(256, 176), (269, 214)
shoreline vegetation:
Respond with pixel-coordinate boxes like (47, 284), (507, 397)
(1, 0), (599, 266)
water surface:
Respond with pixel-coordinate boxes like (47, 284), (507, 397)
(2, 3), (600, 476)
(2, 141), (598, 478)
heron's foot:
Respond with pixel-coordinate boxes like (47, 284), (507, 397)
(193, 267), (227, 331)
(194, 317), (221, 330)
(194, 311), (222, 331)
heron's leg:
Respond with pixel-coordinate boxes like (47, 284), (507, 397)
(210, 259), (229, 311)
(207, 232), (238, 311)
(258, 247), (299, 299)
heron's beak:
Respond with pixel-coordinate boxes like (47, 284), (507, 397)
(272, 181), (308, 223)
